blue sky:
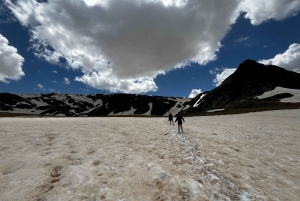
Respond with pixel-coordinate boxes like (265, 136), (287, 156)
(1, 0), (300, 98)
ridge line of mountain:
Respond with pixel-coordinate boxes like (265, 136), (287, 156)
(1, 59), (300, 117)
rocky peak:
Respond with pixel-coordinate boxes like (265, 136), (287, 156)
(186, 59), (300, 114)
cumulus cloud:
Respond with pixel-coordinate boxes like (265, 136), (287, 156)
(213, 68), (236, 87)
(259, 43), (300, 73)
(75, 72), (158, 93)
(5, 0), (241, 93)
(0, 34), (25, 83)
(64, 77), (70, 85)
(188, 89), (202, 98)
(238, 0), (300, 25)
(5, 0), (300, 92)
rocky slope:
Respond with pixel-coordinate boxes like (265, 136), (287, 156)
(1, 59), (299, 117)
(0, 93), (189, 116)
(186, 59), (300, 115)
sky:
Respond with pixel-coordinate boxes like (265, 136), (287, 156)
(1, 0), (300, 98)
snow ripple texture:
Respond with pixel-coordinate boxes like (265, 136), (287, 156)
(1, 111), (300, 200)
(163, 124), (255, 201)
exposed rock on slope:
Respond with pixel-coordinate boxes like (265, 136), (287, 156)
(2, 60), (299, 117)
(186, 59), (300, 114)
(0, 93), (189, 116)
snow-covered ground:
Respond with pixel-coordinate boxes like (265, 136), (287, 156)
(257, 87), (300, 102)
(1, 109), (300, 200)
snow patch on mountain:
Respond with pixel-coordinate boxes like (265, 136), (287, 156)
(109, 107), (137, 116)
(1, 93), (189, 116)
(164, 98), (190, 116)
(142, 102), (153, 116)
(193, 94), (206, 108)
(257, 87), (300, 102)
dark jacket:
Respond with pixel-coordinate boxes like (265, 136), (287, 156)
(175, 115), (185, 124)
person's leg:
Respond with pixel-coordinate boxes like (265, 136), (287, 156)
(178, 124), (180, 133)
(172, 120), (174, 125)
(181, 125), (183, 133)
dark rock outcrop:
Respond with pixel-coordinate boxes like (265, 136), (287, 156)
(186, 59), (300, 114)
(86, 94), (177, 116)
(0, 93), (187, 116)
(2, 60), (299, 117)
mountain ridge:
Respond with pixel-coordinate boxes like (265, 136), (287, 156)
(185, 59), (300, 115)
(0, 92), (189, 117)
(1, 59), (300, 117)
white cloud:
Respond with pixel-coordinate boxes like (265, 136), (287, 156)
(64, 77), (70, 85)
(0, 4), (16, 24)
(209, 70), (216, 75)
(5, 0), (300, 92)
(238, 0), (300, 25)
(235, 36), (249, 43)
(80, 88), (90, 92)
(188, 89), (202, 98)
(213, 68), (236, 87)
(259, 43), (300, 73)
(53, 71), (57, 73)
(209, 67), (224, 75)
(75, 72), (158, 93)
(5, 0), (241, 93)
(37, 83), (45, 91)
(0, 34), (25, 83)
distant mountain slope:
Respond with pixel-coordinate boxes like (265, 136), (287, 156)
(0, 93), (189, 116)
(2, 59), (299, 117)
(186, 59), (300, 114)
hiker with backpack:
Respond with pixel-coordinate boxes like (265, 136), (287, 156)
(175, 113), (185, 133)
(168, 112), (174, 125)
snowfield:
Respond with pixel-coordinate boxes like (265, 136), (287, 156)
(1, 109), (300, 200)
(257, 87), (300, 103)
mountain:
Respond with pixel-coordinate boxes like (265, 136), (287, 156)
(1, 59), (299, 117)
(0, 93), (189, 117)
(185, 59), (300, 115)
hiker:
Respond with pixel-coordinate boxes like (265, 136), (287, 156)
(175, 113), (185, 133)
(168, 112), (174, 125)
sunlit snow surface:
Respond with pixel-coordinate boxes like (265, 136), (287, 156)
(256, 87), (300, 103)
(1, 110), (300, 200)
